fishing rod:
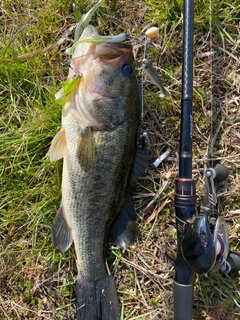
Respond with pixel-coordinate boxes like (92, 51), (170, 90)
(166, 0), (240, 319)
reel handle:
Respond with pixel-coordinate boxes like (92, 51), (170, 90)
(204, 164), (228, 207)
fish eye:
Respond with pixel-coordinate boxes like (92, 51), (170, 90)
(121, 64), (133, 76)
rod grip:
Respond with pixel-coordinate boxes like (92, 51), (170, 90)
(173, 281), (194, 320)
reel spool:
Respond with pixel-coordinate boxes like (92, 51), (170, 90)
(182, 208), (229, 274)
(181, 164), (233, 274)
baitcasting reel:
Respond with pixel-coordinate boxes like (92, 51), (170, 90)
(182, 164), (240, 274)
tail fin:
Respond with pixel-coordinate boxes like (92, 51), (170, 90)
(76, 275), (120, 320)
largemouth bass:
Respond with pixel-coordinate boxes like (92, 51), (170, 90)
(49, 25), (145, 319)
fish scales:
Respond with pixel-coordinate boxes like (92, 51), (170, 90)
(62, 115), (138, 282)
(49, 24), (141, 319)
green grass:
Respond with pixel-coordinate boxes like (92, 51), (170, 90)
(1, 0), (240, 319)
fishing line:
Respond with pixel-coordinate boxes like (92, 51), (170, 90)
(209, 0), (214, 168)
(70, 51), (96, 61)
(61, 51), (96, 78)
(98, 8), (134, 30)
(140, 36), (148, 122)
(61, 52), (96, 71)
(69, 66), (83, 78)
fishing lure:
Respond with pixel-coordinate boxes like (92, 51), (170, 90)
(74, 0), (105, 41)
(55, 75), (81, 106)
(142, 58), (169, 97)
(66, 33), (126, 55)
(145, 26), (159, 38)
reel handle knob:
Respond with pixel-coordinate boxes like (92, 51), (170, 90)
(212, 164), (228, 182)
(222, 251), (240, 272)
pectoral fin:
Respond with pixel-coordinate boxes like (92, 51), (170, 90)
(48, 128), (68, 162)
(77, 126), (94, 171)
(110, 195), (139, 249)
(51, 204), (73, 253)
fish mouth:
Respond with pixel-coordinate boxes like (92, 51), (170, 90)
(95, 43), (132, 60)
(87, 87), (120, 100)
